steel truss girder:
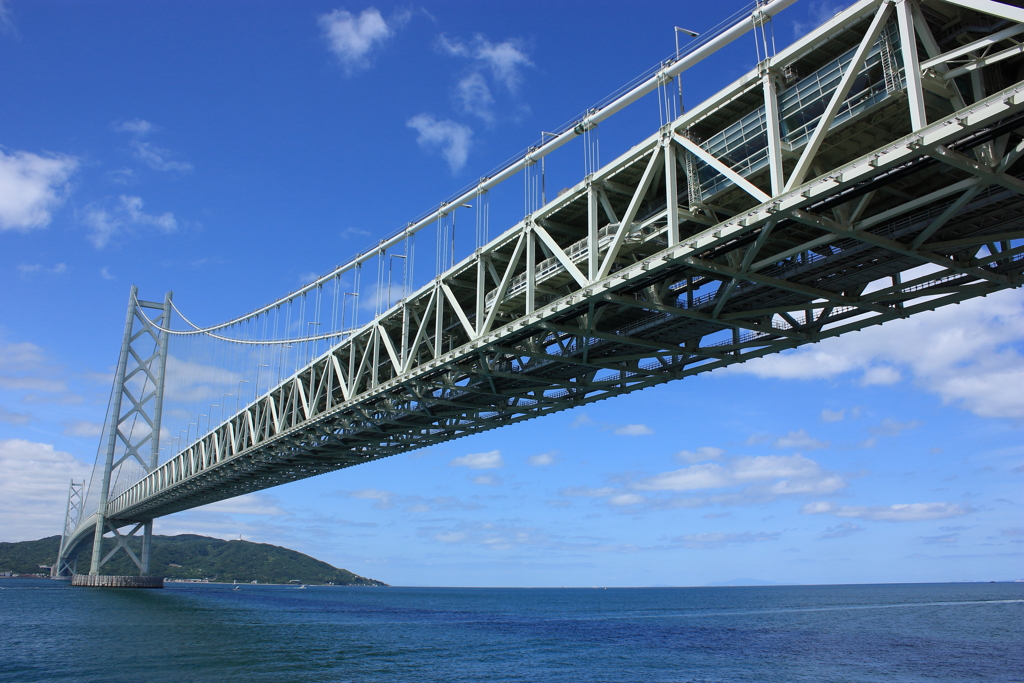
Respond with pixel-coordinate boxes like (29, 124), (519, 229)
(105, 0), (1024, 523)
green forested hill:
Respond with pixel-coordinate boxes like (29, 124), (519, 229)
(0, 534), (387, 586)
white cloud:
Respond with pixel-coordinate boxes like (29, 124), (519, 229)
(0, 149), (78, 232)
(347, 489), (484, 513)
(449, 449), (503, 469)
(631, 454), (845, 502)
(319, 7), (393, 75)
(197, 492), (286, 516)
(130, 140), (192, 173)
(528, 452), (555, 466)
(0, 405), (30, 425)
(861, 365), (901, 386)
(637, 463), (732, 491)
(801, 501), (971, 521)
(673, 531), (780, 549)
(727, 290), (1024, 419)
(774, 429), (829, 450)
(613, 423), (653, 436)
(820, 521), (863, 538)
(348, 488), (395, 509)
(560, 486), (616, 498)
(0, 340), (46, 372)
(112, 118), (190, 172)
(358, 281), (409, 312)
(433, 531), (466, 544)
(407, 114), (472, 172)
(0, 375), (66, 392)
(0, 339), (74, 401)
(62, 420), (103, 438)
(821, 408), (845, 422)
(608, 493), (646, 506)
(476, 38), (532, 92)
(441, 35), (533, 93)
(162, 355), (241, 405)
(83, 195), (178, 248)
(454, 72), (495, 122)
(570, 412), (594, 428)
(113, 118), (156, 135)
(0, 439), (94, 543)
(17, 263), (66, 276)
(100, 267), (115, 280)
(869, 418), (923, 437)
(471, 474), (499, 486)
(793, 0), (849, 38)
(921, 533), (959, 544)
(676, 446), (725, 463)
(0, 0), (11, 32)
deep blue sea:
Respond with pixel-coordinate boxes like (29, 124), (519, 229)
(1, 580), (1021, 682)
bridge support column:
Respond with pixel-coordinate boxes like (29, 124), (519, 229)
(77, 286), (172, 583)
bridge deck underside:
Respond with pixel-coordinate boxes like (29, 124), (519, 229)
(104, 0), (1024, 525)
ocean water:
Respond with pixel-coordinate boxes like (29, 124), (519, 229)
(0, 580), (1020, 682)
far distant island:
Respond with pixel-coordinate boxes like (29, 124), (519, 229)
(0, 534), (387, 586)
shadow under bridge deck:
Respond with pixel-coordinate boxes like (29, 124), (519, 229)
(105, 0), (1024, 524)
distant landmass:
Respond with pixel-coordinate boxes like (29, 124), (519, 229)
(0, 534), (387, 586)
(708, 578), (778, 586)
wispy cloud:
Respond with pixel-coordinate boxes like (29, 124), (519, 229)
(613, 423), (654, 436)
(319, 7), (402, 75)
(113, 118), (157, 135)
(774, 429), (829, 450)
(113, 118), (192, 173)
(454, 72), (495, 123)
(801, 501), (971, 522)
(528, 452), (555, 466)
(676, 447), (725, 463)
(0, 0), (16, 35)
(569, 412), (653, 437)
(820, 521), (863, 539)
(83, 195), (178, 248)
(438, 34), (532, 123)
(921, 532), (959, 544)
(821, 408), (845, 422)
(62, 420), (103, 438)
(130, 140), (193, 173)
(0, 406), (30, 426)
(0, 338), (74, 402)
(347, 488), (484, 513)
(449, 450), (503, 469)
(792, 0), (851, 38)
(17, 263), (67, 277)
(0, 438), (93, 543)
(726, 289), (1024, 419)
(636, 454), (842, 494)
(439, 35), (532, 93)
(407, 114), (472, 172)
(0, 149), (78, 232)
(673, 531), (780, 549)
(869, 418), (923, 437)
(564, 453), (846, 511)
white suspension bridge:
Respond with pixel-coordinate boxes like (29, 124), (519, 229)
(53, 0), (1024, 585)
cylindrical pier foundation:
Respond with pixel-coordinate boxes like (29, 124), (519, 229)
(71, 575), (164, 588)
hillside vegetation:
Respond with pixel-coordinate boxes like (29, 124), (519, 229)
(0, 534), (386, 586)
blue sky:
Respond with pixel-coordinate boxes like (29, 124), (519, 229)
(1, 0), (1022, 587)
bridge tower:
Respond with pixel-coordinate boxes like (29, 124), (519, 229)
(50, 479), (84, 579)
(62, 286), (172, 587)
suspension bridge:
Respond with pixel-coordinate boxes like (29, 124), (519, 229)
(53, 0), (1024, 585)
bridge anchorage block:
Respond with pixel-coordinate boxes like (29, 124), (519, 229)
(71, 575), (164, 589)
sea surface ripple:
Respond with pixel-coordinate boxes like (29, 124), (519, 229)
(1, 580), (1021, 682)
